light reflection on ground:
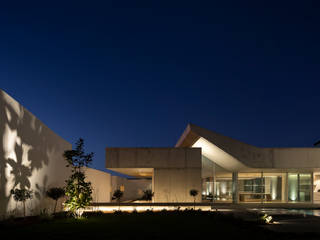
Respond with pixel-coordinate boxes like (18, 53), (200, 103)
(251, 208), (320, 217)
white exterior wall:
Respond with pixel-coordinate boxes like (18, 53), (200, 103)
(153, 168), (201, 202)
(272, 148), (320, 169)
(107, 148), (201, 169)
(106, 148), (202, 203)
(84, 167), (112, 203)
(0, 90), (72, 218)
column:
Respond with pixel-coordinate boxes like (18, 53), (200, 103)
(312, 172), (314, 204)
(232, 172), (238, 204)
(261, 172), (264, 204)
(212, 162), (215, 203)
(285, 172), (288, 203)
(281, 173), (286, 202)
(152, 169), (155, 202)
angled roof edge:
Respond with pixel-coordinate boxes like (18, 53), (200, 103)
(176, 123), (273, 168)
(175, 124), (199, 147)
(0, 89), (71, 146)
(176, 123), (258, 148)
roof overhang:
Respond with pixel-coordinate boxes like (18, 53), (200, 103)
(176, 123), (320, 171)
(192, 137), (248, 172)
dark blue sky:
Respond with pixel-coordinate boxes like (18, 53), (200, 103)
(1, 1), (320, 172)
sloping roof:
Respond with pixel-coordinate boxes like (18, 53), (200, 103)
(176, 124), (320, 171)
(314, 140), (320, 147)
(176, 123), (274, 169)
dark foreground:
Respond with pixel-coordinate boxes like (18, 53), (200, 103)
(1, 210), (319, 240)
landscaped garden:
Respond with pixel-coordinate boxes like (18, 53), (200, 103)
(3, 139), (320, 240)
(1, 210), (319, 240)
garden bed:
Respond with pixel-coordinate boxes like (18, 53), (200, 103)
(0, 210), (319, 240)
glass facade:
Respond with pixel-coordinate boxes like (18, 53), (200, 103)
(201, 156), (232, 202)
(201, 155), (313, 203)
(238, 173), (284, 203)
(288, 173), (298, 201)
(288, 173), (312, 202)
(313, 173), (320, 203)
(238, 173), (264, 202)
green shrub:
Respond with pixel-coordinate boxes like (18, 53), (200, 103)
(63, 138), (93, 218)
(46, 187), (65, 214)
(10, 188), (33, 217)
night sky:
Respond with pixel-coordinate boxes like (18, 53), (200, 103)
(1, 1), (320, 173)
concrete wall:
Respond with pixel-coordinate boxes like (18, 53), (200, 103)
(106, 148), (202, 202)
(106, 148), (201, 169)
(0, 89), (72, 218)
(153, 168), (201, 202)
(271, 148), (320, 169)
(84, 167), (111, 203)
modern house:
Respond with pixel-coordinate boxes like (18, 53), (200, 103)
(107, 124), (320, 204)
(2, 88), (320, 218)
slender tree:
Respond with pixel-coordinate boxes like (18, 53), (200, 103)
(112, 189), (123, 211)
(64, 138), (93, 217)
(46, 187), (65, 214)
(10, 188), (33, 217)
(189, 189), (198, 210)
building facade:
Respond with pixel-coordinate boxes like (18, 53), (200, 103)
(106, 147), (202, 202)
(107, 124), (320, 204)
(0, 89), (111, 218)
(2, 88), (320, 216)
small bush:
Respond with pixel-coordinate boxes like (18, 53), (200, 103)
(46, 187), (65, 214)
(113, 210), (123, 215)
(39, 208), (52, 221)
(141, 190), (154, 201)
(82, 211), (104, 218)
(52, 211), (72, 219)
(10, 188), (33, 217)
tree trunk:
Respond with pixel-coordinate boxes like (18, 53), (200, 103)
(54, 199), (58, 214)
(23, 201), (26, 217)
(194, 198), (195, 210)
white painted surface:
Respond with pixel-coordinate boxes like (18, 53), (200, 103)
(107, 148), (201, 169)
(84, 167), (111, 203)
(153, 168), (201, 202)
(106, 148), (202, 202)
(192, 137), (248, 172)
(0, 89), (72, 217)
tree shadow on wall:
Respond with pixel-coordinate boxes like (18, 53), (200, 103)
(7, 144), (32, 190)
(0, 90), (56, 217)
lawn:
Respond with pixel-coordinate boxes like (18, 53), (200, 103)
(0, 210), (319, 240)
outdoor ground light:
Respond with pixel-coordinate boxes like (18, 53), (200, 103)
(261, 214), (273, 224)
